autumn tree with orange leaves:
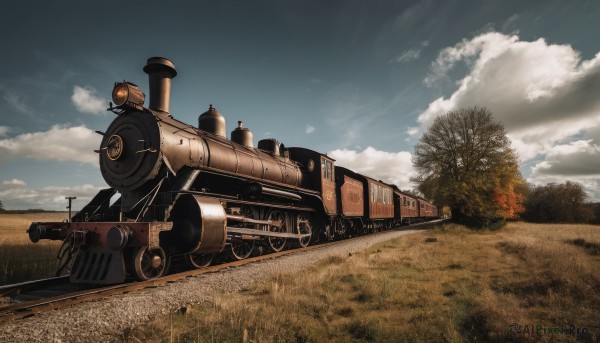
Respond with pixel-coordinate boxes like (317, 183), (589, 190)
(412, 107), (526, 228)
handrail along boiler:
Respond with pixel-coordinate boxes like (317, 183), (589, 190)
(28, 57), (438, 284)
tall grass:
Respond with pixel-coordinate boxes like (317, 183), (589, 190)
(121, 222), (600, 343)
(0, 213), (66, 285)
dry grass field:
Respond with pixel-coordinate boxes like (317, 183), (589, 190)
(122, 222), (600, 343)
(0, 212), (67, 285)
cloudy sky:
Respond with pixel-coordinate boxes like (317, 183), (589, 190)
(1, 1), (599, 210)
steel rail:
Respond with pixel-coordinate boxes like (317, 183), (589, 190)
(0, 276), (70, 298)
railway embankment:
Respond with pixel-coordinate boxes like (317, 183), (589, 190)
(0, 225), (425, 342)
(123, 222), (600, 343)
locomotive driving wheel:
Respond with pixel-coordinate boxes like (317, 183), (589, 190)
(229, 239), (255, 260)
(229, 206), (256, 260)
(267, 210), (287, 252)
(132, 246), (168, 281)
(184, 251), (215, 269)
(296, 213), (312, 248)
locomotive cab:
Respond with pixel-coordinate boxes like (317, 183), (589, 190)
(287, 147), (337, 215)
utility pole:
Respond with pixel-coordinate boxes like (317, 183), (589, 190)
(65, 196), (77, 222)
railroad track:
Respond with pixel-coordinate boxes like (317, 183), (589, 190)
(0, 276), (70, 298)
(0, 220), (446, 324)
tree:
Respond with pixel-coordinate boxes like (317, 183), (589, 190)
(523, 181), (594, 223)
(412, 106), (526, 228)
(0, 200), (4, 212)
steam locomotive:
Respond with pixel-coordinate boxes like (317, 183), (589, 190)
(28, 57), (438, 284)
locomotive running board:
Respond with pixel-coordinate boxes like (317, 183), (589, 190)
(226, 227), (311, 239)
(226, 214), (277, 226)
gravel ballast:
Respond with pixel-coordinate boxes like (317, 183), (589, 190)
(0, 229), (421, 342)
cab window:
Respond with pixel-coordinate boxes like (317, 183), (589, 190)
(321, 158), (333, 181)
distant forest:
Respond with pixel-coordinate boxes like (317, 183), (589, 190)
(0, 209), (67, 214)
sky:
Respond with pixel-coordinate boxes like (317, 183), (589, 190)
(1, 0), (599, 210)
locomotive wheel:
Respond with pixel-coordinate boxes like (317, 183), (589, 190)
(132, 246), (168, 281)
(267, 210), (287, 252)
(296, 213), (312, 248)
(229, 240), (255, 260)
(184, 251), (215, 269)
(228, 206), (256, 260)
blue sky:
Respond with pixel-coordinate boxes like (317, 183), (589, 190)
(1, 1), (600, 210)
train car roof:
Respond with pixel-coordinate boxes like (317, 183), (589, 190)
(416, 197), (435, 205)
(336, 167), (393, 189)
(287, 147), (335, 161)
(396, 191), (418, 199)
(334, 165), (359, 176)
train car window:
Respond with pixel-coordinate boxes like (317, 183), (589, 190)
(321, 159), (326, 176)
(374, 184), (378, 203)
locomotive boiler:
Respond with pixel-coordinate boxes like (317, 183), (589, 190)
(27, 57), (438, 284)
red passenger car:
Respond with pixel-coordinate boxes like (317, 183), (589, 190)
(393, 188), (419, 224)
(336, 173), (364, 217)
(417, 198), (438, 219)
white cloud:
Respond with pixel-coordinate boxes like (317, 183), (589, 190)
(71, 85), (107, 115)
(329, 146), (415, 188)
(394, 41), (429, 63)
(0, 181), (103, 211)
(305, 125), (315, 134)
(406, 126), (419, 136)
(416, 32), (600, 201)
(501, 14), (520, 33)
(419, 32), (600, 163)
(532, 140), (600, 176)
(2, 178), (26, 186)
(396, 48), (421, 63)
(0, 126), (8, 137)
(0, 125), (100, 165)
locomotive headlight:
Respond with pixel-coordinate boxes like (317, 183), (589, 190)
(112, 81), (145, 110)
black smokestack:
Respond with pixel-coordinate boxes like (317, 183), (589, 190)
(143, 57), (177, 114)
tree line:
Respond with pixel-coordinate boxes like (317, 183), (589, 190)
(412, 106), (598, 228)
(523, 182), (599, 224)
